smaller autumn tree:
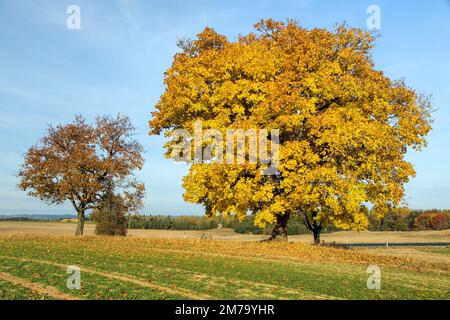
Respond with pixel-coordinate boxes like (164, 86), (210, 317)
(18, 114), (145, 235)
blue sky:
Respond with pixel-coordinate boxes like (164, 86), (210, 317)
(0, 0), (449, 215)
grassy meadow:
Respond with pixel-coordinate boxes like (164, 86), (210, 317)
(0, 234), (448, 300)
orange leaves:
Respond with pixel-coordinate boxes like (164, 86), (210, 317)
(18, 114), (145, 229)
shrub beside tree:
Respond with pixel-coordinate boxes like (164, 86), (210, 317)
(92, 192), (128, 236)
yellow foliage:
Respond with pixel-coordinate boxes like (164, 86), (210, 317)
(150, 19), (432, 232)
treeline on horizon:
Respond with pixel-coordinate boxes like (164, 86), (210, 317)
(1, 209), (449, 234)
(0, 215), (76, 222)
(127, 214), (339, 235)
(128, 208), (450, 235)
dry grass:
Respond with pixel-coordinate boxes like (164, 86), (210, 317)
(1, 221), (449, 244)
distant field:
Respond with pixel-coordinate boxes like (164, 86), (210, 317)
(0, 234), (448, 300)
(1, 221), (449, 244)
(417, 247), (450, 256)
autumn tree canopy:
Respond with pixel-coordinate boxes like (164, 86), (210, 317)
(150, 19), (432, 243)
(19, 114), (145, 235)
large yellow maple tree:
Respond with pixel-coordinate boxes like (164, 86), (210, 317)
(150, 19), (432, 243)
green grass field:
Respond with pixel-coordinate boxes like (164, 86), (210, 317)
(0, 235), (448, 300)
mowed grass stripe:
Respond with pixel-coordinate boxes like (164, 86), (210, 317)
(71, 246), (449, 299)
(121, 259), (340, 300)
(0, 279), (55, 300)
(0, 254), (299, 299)
(58, 253), (336, 300)
(0, 257), (184, 300)
(0, 255), (211, 300)
(0, 244), (340, 299)
(0, 271), (80, 300)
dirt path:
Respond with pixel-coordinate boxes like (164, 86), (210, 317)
(0, 255), (211, 300)
(0, 271), (80, 300)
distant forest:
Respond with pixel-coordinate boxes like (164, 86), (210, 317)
(128, 209), (450, 235)
(0, 214), (77, 221)
(2, 209), (449, 235)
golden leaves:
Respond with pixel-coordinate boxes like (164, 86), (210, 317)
(150, 19), (433, 234)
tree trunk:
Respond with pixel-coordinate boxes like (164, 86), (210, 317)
(313, 227), (321, 245)
(269, 212), (290, 241)
(302, 211), (323, 245)
(75, 210), (85, 236)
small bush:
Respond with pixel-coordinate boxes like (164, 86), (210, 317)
(92, 194), (128, 236)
